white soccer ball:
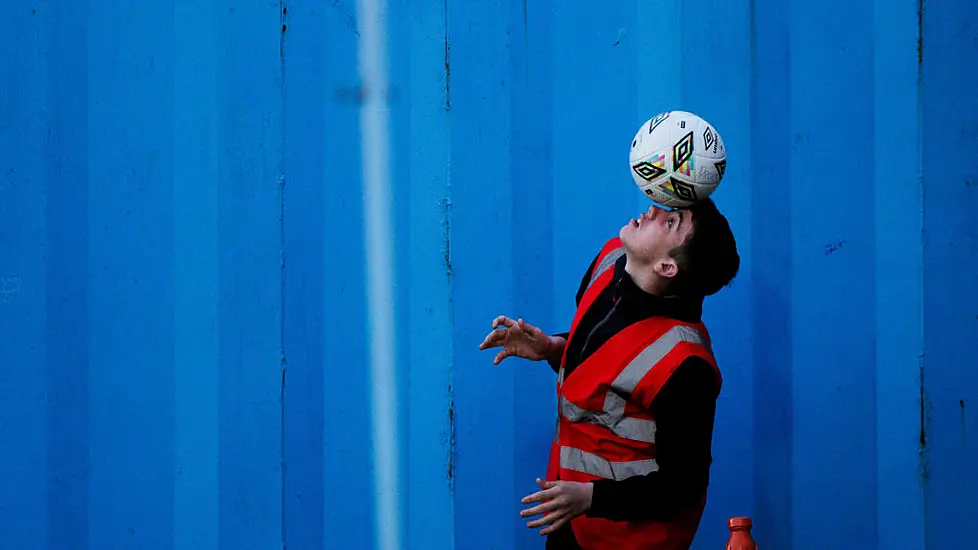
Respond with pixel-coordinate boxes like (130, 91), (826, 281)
(629, 111), (727, 209)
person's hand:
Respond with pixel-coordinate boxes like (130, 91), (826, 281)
(519, 477), (593, 536)
(478, 316), (553, 365)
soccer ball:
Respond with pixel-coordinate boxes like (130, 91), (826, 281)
(629, 111), (727, 209)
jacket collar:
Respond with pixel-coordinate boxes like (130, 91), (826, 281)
(611, 254), (703, 324)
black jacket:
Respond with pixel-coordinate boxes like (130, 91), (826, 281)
(545, 251), (719, 549)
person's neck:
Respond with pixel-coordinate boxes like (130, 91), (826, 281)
(624, 255), (668, 296)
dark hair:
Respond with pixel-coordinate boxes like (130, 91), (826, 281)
(668, 198), (740, 297)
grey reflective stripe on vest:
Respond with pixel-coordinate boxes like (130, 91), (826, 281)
(558, 325), (710, 443)
(561, 395), (657, 443)
(587, 247), (626, 289)
(610, 325), (710, 396)
(560, 446), (659, 480)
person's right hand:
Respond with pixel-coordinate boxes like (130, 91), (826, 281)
(479, 316), (553, 365)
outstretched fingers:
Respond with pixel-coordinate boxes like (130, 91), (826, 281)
(493, 316), (516, 330)
(479, 329), (504, 350)
(493, 349), (512, 365)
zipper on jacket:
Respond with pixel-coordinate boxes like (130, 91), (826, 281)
(578, 276), (623, 362)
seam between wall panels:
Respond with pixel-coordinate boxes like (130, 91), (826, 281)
(279, 1), (288, 548)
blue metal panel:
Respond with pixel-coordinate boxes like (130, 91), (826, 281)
(750, 0), (795, 547)
(86, 2), (176, 548)
(45, 4), (92, 548)
(0, 1), (286, 548)
(508, 0), (560, 548)
(317, 0), (376, 545)
(391, 0), (457, 547)
(0, 6), (50, 548)
(873, 1), (927, 549)
(448, 1), (518, 547)
(3, 1), (978, 549)
(213, 2), (285, 548)
(281, 0), (378, 548)
(174, 2), (220, 548)
(679, 1), (756, 547)
(789, 0), (878, 548)
(921, 0), (978, 547)
(282, 1), (328, 548)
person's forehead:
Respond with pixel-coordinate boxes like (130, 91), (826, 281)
(677, 209), (696, 238)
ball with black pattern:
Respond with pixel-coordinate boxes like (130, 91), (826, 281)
(628, 111), (727, 208)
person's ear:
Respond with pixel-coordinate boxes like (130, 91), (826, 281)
(655, 258), (678, 280)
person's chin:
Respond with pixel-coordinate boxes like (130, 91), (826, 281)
(619, 224), (635, 243)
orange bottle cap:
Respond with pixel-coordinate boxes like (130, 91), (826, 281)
(728, 517), (752, 530)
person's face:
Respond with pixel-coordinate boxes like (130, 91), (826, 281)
(619, 205), (696, 280)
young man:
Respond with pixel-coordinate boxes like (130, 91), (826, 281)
(479, 198), (740, 549)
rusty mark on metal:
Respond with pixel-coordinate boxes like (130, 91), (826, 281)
(444, 0), (451, 111)
(447, 391), (456, 484)
(439, 198), (453, 278)
(918, 355), (931, 481)
(919, 358), (926, 447)
(824, 239), (848, 255)
(917, 0), (924, 65)
(962, 399), (967, 441)
(280, 1), (287, 58)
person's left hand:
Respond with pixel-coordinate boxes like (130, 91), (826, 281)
(520, 477), (594, 535)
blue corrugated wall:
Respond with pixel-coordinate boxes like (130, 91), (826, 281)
(1, 1), (975, 549)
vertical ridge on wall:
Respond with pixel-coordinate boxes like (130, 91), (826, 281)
(508, 0), (556, 545)
(282, 1), (327, 548)
(681, 0), (755, 546)
(921, 0), (978, 546)
(173, 1), (220, 549)
(872, 0), (926, 547)
(320, 0), (375, 546)
(87, 1), (176, 547)
(46, 3), (91, 546)
(397, 0), (457, 545)
(215, 3), (285, 547)
(0, 5), (50, 548)
(449, 0), (518, 545)
(789, 0), (878, 548)
(278, 4), (289, 546)
(750, 0), (793, 547)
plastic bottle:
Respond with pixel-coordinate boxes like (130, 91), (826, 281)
(725, 516), (757, 550)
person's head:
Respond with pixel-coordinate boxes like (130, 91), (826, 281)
(618, 198), (739, 297)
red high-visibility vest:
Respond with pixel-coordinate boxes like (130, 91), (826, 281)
(546, 238), (721, 550)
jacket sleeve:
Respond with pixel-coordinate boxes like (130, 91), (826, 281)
(548, 253), (600, 372)
(585, 356), (719, 522)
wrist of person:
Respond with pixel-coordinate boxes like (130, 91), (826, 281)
(544, 336), (556, 361)
(546, 335), (565, 364)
